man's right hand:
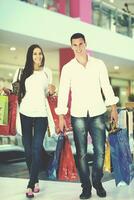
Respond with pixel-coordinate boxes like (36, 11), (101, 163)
(59, 115), (67, 132)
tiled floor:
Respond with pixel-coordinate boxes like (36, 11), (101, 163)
(0, 177), (134, 200)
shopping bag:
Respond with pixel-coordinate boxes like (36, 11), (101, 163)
(0, 95), (8, 125)
(16, 103), (22, 135)
(103, 140), (111, 172)
(0, 94), (18, 135)
(47, 133), (64, 180)
(109, 128), (134, 185)
(9, 95), (18, 135)
(47, 95), (72, 133)
(58, 135), (79, 181)
(46, 98), (56, 136)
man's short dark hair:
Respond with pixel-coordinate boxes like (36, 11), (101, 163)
(70, 33), (86, 43)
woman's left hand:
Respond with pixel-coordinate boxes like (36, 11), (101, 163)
(1, 87), (11, 95)
(48, 84), (56, 96)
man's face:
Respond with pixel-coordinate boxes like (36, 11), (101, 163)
(71, 38), (87, 57)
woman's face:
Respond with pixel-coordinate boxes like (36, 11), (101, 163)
(32, 47), (43, 68)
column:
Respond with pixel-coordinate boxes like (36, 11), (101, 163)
(70, 0), (92, 23)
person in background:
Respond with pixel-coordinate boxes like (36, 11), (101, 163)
(17, 44), (55, 198)
(123, 3), (131, 14)
(122, 3), (134, 26)
(55, 33), (119, 199)
(20, 0), (44, 7)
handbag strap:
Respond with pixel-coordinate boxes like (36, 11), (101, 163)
(44, 71), (48, 79)
(17, 68), (23, 81)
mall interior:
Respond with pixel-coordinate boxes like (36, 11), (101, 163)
(0, 0), (134, 199)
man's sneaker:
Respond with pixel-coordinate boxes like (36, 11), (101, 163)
(79, 188), (92, 199)
(93, 182), (106, 198)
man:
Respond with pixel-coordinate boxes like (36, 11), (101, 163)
(55, 33), (119, 199)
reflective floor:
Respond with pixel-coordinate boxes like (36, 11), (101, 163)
(0, 177), (134, 200)
(0, 145), (134, 200)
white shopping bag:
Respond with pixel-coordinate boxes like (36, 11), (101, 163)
(16, 103), (22, 135)
(46, 98), (56, 136)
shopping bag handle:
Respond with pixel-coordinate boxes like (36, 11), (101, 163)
(109, 121), (121, 134)
(60, 130), (66, 136)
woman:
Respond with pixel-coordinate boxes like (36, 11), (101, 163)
(18, 44), (55, 198)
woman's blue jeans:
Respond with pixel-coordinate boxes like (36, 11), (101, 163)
(71, 113), (106, 189)
(20, 113), (48, 189)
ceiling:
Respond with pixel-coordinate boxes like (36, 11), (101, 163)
(0, 0), (134, 81)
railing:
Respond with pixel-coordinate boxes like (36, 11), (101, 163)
(92, 0), (134, 38)
(20, 0), (134, 38)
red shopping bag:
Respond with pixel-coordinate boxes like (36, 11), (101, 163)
(47, 95), (72, 133)
(0, 94), (18, 135)
(58, 135), (79, 181)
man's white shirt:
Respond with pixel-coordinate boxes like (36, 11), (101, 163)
(55, 56), (119, 117)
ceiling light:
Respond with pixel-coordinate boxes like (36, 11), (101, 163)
(10, 47), (16, 51)
(109, 0), (114, 3)
(8, 73), (13, 77)
(114, 66), (119, 70)
(43, 3), (47, 8)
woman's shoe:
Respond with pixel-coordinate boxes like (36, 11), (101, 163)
(33, 183), (40, 193)
(26, 188), (34, 198)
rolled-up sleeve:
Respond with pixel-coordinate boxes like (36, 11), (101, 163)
(55, 66), (70, 115)
(99, 61), (119, 106)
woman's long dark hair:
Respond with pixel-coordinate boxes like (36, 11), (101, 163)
(19, 44), (45, 103)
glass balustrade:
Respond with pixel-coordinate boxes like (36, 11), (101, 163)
(19, 0), (134, 38)
(92, 0), (134, 38)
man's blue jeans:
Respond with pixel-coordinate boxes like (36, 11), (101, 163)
(20, 113), (48, 189)
(71, 113), (106, 189)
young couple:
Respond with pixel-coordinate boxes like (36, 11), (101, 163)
(12, 33), (118, 199)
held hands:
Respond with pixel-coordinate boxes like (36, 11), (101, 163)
(48, 84), (56, 96)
